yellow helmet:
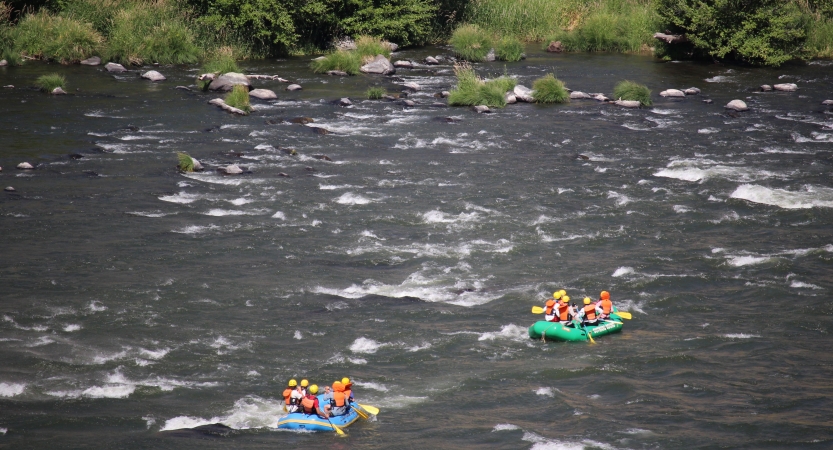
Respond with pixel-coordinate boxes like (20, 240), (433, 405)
(552, 291), (562, 299)
(300, 379), (309, 387)
(309, 384), (319, 395)
(559, 290), (566, 297)
(288, 379), (298, 387)
(562, 295), (570, 302)
(583, 297), (592, 305)
(342, 377), (351, 385)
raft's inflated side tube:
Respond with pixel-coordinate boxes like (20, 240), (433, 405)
(277, 396), (360, 432)
(529, 311), (625, 342)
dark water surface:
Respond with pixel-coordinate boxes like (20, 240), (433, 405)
(2, 46), (833, 449)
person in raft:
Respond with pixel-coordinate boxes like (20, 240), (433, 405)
(342, 377), (354, 403)
(544, 291), (562, 322)
(283, 379), (303, 413)
(299, 378), (309, 396)
(575, 297), (603, 326)
(301, 384), (329, 418)
(556, 295), (574, 324)
(595, 290), (613, 320)
(319, 384), (334, 408)
(327, 381), (350, 417)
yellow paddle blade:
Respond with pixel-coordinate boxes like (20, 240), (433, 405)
(588, 332), (596, 344)
(351, 404), (368, 420)
(616, 311), (632, 320)
(531, 306), (545, 314)
(332, 424), (345, 435)
(358, 404), (379, 415)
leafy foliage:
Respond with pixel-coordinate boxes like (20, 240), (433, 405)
(366, 86), (385, 99)
(177, 152), (195, 172)
(494, 35), (523, 61)
(449, 23), (492, 61)
(224, 84), (251, 112)
(614, 80), (651, 106)
(11, 10), (102, 63)
(36, 73), (66, 92)
(106, 1), (199, 65)
(532, 74), (569, 104)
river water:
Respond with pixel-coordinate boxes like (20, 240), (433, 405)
(1, 46), (832, 449)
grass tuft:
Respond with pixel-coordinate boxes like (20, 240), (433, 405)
(11, 10), (103, 64)
(532, 74), (569, 103)
(614, 80), (652, 106)
(495, 36), (524, 61)
(1, 47), (22, 66)
(177, 152), (195, 172)
(311, 50), (361, 75)
(448, 64), (512, 108)
(807, 18), (833, 59)
(224, 84), (251, 112)
(355, 35), (391, 59)
(202, 46), (241, 75)
(106, 1), (199, 65)
(449, 24), (493, 62)
(366, 86), (386, 99)
(36, 73), (66, 92)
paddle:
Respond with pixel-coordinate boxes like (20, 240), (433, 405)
(614, 311), (632, 320)
(357, 404), (379, 415)
(350, 404), (368, 420)
(531, 306), (544, 314)
(325, 415), (345, 435)
(575, 319), (596, 344)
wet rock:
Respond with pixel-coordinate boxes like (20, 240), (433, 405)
(614, 99), (641, 108)
(386, 42), (399, 52)
(433, 116), (459, 124)
(80, 56), (100, 66)
(760, 84), (773, 92)
(570, 91), (593, 99)
(308, 126), (330, 135)
(286, 84), (302, 91)
(430, 102), (447, 108)
(383, 95), (398, 101)
(441, 91), (451, 98)
(592, 93), (610, 102)
(17, 162), (34, 170)
(514, 85), (534, 102)
(472, 105), (491, 113)
(282, 148), (298, 156)
(191, 158), (204, 171)
(424, 56), (439, 65)
(51, 87), (67, 95)
(823, 100), (833, 105)
(660, 89), (685, 97)
(305, 166), (315, 172)
(197, 73), (215, 84)
(83, 170), (100, 177)
(175, 86), (192, 91)
(0, 60), (7, 66)
(278, 172), (290, 177)
(326, 70), (348, 76)
(505, 92), (517, 104)
(208, 98), (248, 115)
(702, 99), (713, 104)
(576, 154), (590, 160)
(546, 41), (564, 53)
(403, 82), (421, 91)
(334, 38), (357, 51)
(360, 55), (395, 75)
(105, 62), (126, 73)
(208, 72), (250, 92)
(337, 97), (352, 107)
(141, 70), (166, 82)
(219, 164), (243, 175)
(774, 83), (798, 92)
(4, 186), (14, 192)
(684, 87), (700, 95)
(249, 89), (277, 100)
(725, 99), (748, 111)
(313, 154), (332, 161)
(484, 48), (496, 62)
(290, 117), (314, 124)
(393, 60), (413, 68)
(69, 153), (84, 160)
(3, 85), (13, 88)
(402, 99), (415, 107)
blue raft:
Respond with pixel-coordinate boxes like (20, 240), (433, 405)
(277, 396), (360, 432)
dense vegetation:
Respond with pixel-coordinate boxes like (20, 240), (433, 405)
(531, 74), (569, 104)
(614, 80), (652, 106)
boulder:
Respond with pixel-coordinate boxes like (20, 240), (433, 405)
(393, 60), (413, 68)
(513, 85), (534, 102)
(197, 73), (215, 83)
(505, 92), (517, 104)
(440, 91), (450, 98)
(383, 95), (398, 101)
(760, 84), (773, 92)
(17, 162), (34, 169)
(105, 62), (127, 73)
(286, 84), (302, 91)
(360, 55), (395, 75)
(249, 89), (277, 100)
(424, 56), (439, 65)
(660, 89), (685, 97)
(326, 70), (348, 76)
(684, 87), (701, 95)
(4, 186), (14, 192)
(338, 97), (352, 107)
(191, 158), (204, 171)
(472, 105), (491, 113)
(614, 99), (641, 108)
(774, 83), (798, 92)
(402, 99), (415, 107)
(51, 87), (67, 95)
(702, 99), (713, 104)
(141, 70), (166, 82)
(403, 82), (421, 91)
(485, 48), (496, 62)
(80, 56), (100, 66)
(592, 93), (610, 102)
(208, 72), (250, 91)
(546, 41), (564, 53)
(386, 42), (399, 52)
(221, 164), (243, 175)
(724, 99), (748, 111)
(823, 100), (833, 105)
(0, 60), (7, 66)
(570, 91), (593, 100)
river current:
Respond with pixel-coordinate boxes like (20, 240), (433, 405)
(1, 46), (832, 449)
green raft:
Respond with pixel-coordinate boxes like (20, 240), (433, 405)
(529, 315), (624, 342)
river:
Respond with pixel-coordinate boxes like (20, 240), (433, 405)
(1, 45), (832, 449)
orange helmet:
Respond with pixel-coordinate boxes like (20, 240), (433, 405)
(600, 291), (610, 300)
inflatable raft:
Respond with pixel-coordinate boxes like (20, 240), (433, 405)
(529, 315), (624, 342)
(277, 397), (361, 432)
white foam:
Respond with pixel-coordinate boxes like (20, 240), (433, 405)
(535, 387), (554, 397)
(727, 255), (773, 267)
(172, 225), (220, 234)
(0, 428), (6, 435)
(0, 383), (26, 397)
(791, 132), (833, 143)
(159, 192), (202, 204)
(422, 210), (478, 224)
(790, 280), (822, 289)
(319, 184), (359, 190)
(203, 209), (268, 217)
(63, 324), (81, 332)
(521, 431), (615, 450)
(139, 348), (170, 360)
(654, 159), (776, 183)
(478, 324), (528, 342)
(493, 423), (521, 432)
(271, 211), (286, 220)
(705, 75), (733, 83)
(612, 267), (634, 277)
(730, 184), (833, 209)
(723, 333), (760, 339)
(293, 330), (303, 340)
(356, 381), (389, 392)
(349, 337), (385, 354)
(673, 205), (692, 213)
(607, 191), (631, 206)
(160, 416), (218, 431)
(407, 342), (432, 352)
(127, 211), (174, 217)
(698, 128), (719, 134)
(228, 198), (253, 206)
(334, 192), (373, 205)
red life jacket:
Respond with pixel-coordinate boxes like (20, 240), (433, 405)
(583, 304), (597, 321)
(599, 299), (612, 314)
(558, 303), (571, 321)
(545, 299), (556, 315)
(301, 395), (317, 414)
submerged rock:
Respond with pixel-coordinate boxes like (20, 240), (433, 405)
(513, 85), (534, 102)
(546, 41), (564, 53)
(289, 117), (313, 124)
(314, 154), (332, 161)
(760, 84), (773, 92)
(774, 83), (798, 92)
(4, 186), (14, 192)
(105, 62), (126, 73)
(570, 91), (592, 100)
(17, 162), (34, 170)
(702, 99), (713, 104)
(337, 97), (352, 107)
(175, 86), (192, 91)
(80, 56), (100, 66)
(660, 89), (685, 97)
(823, 100), (833, 105)
(403, 82), (421, 91)
(393, 60), (413, 68)
(51, 87), (67, 95)
(278, 172), (290, 177)
(141, 70), (166, 82)
(308, 126), (330, 135)
(402, 99), (415, 107)
(684, 87), (701, 95)
(725, 99), (748, 111)
(360, 55), (395, 75)
(614, 99), (641, 108)
(249, 89), (277, 100)
(424, 56), (439, 65)
(286, 84), (302, 91)
(430, 102), (447, 108)
(219, 164), (243, 175)
(208, 72), (250, 91)
(326, 70), (348, 77)
(472, 105), (491, 113)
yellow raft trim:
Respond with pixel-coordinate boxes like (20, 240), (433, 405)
(279, 415), (360, 429)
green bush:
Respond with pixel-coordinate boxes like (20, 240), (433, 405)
(464, 0), (586, 42)
(532, 74), (569, 104)
(366, 86), (385, 99)
(202, 47), (241, 75)
(495, 35), (523, 61)
(336, 0), (437, 47)
(311, 50), (361, 75)
(448, 64), (509, 108)
(106, 2), (199, 65)
(11, 10), (103, 64)
(546, 5), (658, 53)
(807, 17), (833, 58)
(449, 23), (493, 61)
(224, 84), (252, 112)
(614, 80), (651, 106)
(58, 0), (125, 36)
(36, 73), (66, 92)
(177, 152), (195, 172)
(355, 35), (391, 58)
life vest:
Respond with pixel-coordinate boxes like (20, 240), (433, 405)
(332, 391), (347, 407)
(344, 388), (352, 401)
(301, 395), (316, 414)
(545, 299), (556, 315)
(557, 303), (571, 321)
(583, 304), (597, 321)
(283, 388), (294, 405)
(599, 298), (612, 315)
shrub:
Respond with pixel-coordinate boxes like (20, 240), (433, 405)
(11, 10), (103, 64)
(202, 47), (241, 75)
(464, 0), (586, 42)
(614, 80), (651, 106)
(58, 0), (124, 36)
(1, 47), (21, 65)
(807, 18), (833, 58)
(449, 23), (493, 61)
(36, 73), (66, 92)
(532, 74), (569, 104)
(488, 75), (516, 93)
(336, 0), (437, 47)
(355, 35), (391, 59)
(106, 2), (199, 65)
(366, 86), (385, 99)
(495, 36), (523, 61)
(177, 152), (195, 172)
(224, 85), (251, 112)
(447, 64), (508, 108)
(310, 50), (361, 75)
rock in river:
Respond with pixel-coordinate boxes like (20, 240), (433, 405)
(360, 55), (395, 75)
(823, 100), (833, 105)
(286, 84), (302, 91)
(51, 87), (67, 95)
(80, 56), (101, 66)
(513, 85), (534, 103)
(337, 98), (352, 107)
(4, 186), (14, 192)
(141, 70), (166, 82)
(570, 91), (593, 100)
(614, 99), (641, 108)
(505, 92), (517, 104)
(219, 164), (243, 175)
(249, 89), (277, 100)
(326, 70), (348, 77)
(472, 105), (491, 113)
(774, 83), (798, 92)
(760, 85), (773, 92)
(394, 60), (413, 68)
(17, 162), (34, 169)
(725, 99), (748, 111)
(424, 56), (439, 65)
(660, 89), (685, 97)
(403, 82), (421, 91)
(684, 87), (700, 95)
(546, 41), (564, 53)
(208, 72), (250, 92)
(105, 62), (126, 73)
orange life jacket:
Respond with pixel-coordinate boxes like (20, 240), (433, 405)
(333, 391), (347, 407)
(545, 299), (556, 315)
(583, 304), (597, 321)
(599, 299), (612, 314)
(344, 388), (352, 401)
(301, 395), (317, 414)
(558, 303), (571, 321)
(283, 388), (293, 405)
